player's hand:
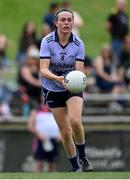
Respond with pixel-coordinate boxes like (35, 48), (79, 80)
(55, 76), (66, 88)
(37, 132), (46, 141)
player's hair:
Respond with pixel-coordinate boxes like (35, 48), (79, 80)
(55, 9), (74, 21)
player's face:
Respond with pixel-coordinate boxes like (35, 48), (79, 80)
(56, 11), (74, 34)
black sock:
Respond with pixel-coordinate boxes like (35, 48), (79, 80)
(76, 143), (86, 160)
(69, 155), (80, 170)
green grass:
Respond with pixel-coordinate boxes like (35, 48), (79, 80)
(0, 172), (130, 179)
(0, 0), (130, 60)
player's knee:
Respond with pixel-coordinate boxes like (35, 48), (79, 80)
(69, 116), (82, 130)
(61, 128), (72, 141)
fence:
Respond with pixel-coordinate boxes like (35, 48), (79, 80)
(0, 93), (130, 171)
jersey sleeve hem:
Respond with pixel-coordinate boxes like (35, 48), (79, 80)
(40, 56), (51, 59)
(75, 59), (84, 62)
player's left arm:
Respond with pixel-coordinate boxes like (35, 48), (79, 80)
(75, 61), (84, 72)
(75, 40), (85, 73)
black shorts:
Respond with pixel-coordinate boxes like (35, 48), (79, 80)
(33, 138), (59, 162)
(41, 88), (83, 108)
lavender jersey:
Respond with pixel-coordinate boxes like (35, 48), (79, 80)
(39, 30), (85, 92)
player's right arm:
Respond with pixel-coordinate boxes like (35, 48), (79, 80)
(40, 59), (64, 85)
(39, 37), (65, 86)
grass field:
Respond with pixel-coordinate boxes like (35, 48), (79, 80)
(0, 172), (130, 179)
(0, 0), (130, 59)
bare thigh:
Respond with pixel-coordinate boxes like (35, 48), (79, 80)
(50, 107), (71, 133)
(66, 96), (83, 123)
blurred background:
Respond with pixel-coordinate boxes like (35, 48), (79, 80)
(0, 0), (130, 172)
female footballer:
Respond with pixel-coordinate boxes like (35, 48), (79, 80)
(39, 9), (93, 172)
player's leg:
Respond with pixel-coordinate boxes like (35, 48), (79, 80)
(67, 96), (93, 171)
(51, 107), (81, 171)
(36, 160), (44, 172)
(48, 162), (57, 172)
(33, 139), (45, 172)
(47, 139), (59, 172)
(67, 96), (84, 143)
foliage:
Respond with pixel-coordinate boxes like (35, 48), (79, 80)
(0, 0), (130, 59)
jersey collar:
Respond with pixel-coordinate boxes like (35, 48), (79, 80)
(54, 30), (74, 43)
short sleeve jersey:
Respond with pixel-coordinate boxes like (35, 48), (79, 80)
(107, 10), (129, 39)
(39, 30), (85, 92)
